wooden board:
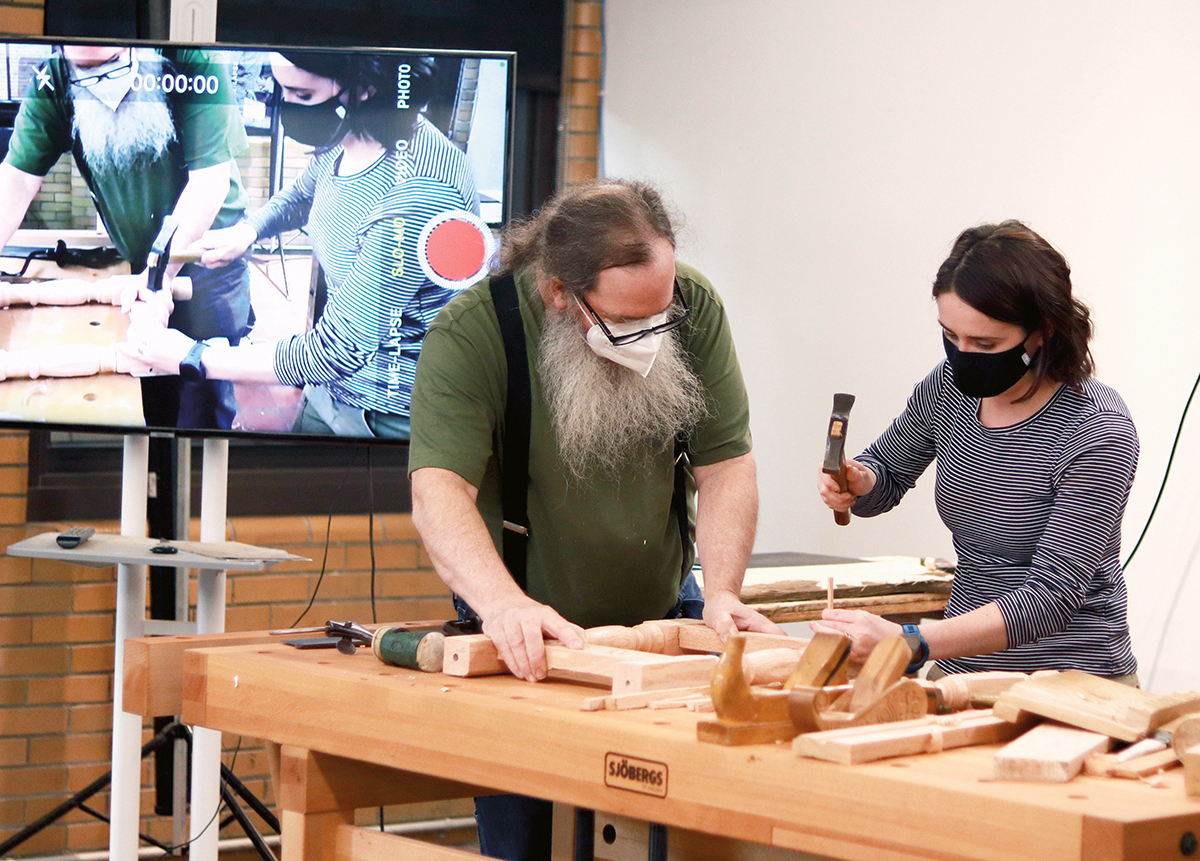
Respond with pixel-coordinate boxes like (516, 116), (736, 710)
(793, 710), (1023, 765)
(994, 671), (1200, 742)
(993, 722), (1112, 783)
(750, 592), (950, 623)
(709, 556), (954, 604)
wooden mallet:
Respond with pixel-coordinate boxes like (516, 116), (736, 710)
(823, 392), (856, 526)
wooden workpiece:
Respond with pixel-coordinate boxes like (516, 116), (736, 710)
(993, 670), (1200, 742)
(441, 620), (807, 696)
(173, 640), (1200, 861)
(793, 709), (1027, 765)
(993, 722), (1113, 783)
(0, 273), (191, 307)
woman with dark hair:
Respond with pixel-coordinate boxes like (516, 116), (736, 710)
(127, 51), (479, 438)
(815, 221), (1140, 681)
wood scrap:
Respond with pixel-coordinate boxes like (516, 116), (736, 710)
(793, 709), (1023, 765)
(1182, 744), (1200, 796)
(992, 670), (1200, 742)
(583, 685), (710, 711)
(1110, 748), (1180, 779)
(993, 722), (1112, 783)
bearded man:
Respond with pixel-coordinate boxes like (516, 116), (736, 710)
(0, 44), (252, 429)
(408, 178), (782, 861)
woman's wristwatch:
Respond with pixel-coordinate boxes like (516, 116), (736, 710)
(179, 339), (210, 382)
(901, 623), (929, 675)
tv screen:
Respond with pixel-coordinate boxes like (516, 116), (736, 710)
(0, 36), (514, 444)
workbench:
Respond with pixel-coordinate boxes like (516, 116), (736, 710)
(165, 638), (1200, 861)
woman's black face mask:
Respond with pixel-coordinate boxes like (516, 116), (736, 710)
(278, 92), (347, 149)
(943, 334), (1034, 398)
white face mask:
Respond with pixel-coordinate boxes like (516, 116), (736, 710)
(576, 297), (669, 378)
(71, 51), (138, 112)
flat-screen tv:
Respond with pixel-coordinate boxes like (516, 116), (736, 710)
(0, 36), (514, 445)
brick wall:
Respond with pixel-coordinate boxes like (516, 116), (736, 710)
(0, 2), (42, 37)
(560, 0), (602, 186)
(0, 425), (461, 857)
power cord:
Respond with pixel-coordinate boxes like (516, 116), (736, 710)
(1122, 367), (1200, 570)
(1122, 366), (1200, 690)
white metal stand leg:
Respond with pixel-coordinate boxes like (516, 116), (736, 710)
(188, 439), (229, 861)
(109, 435), (149, 861)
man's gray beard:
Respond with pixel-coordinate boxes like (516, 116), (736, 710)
(71, 88), (176, 175)
(540, 305), (710, 483)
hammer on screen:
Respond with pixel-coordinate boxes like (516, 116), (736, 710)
(822, 392), (856, 526)
(145, 216), (207, 292)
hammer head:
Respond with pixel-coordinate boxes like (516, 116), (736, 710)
(822, 392), (856, 475)
(145, 215), (179, 292)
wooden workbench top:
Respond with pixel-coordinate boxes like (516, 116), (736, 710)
(180, 642), (1200, 861)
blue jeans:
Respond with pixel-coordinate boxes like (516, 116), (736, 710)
(469, 572), (703, 861)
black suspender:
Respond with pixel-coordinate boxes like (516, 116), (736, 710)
(489, 272), (693, 591)
(489, 272), (532, 590)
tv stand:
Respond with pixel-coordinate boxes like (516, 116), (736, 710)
(6, 436), (304, 861)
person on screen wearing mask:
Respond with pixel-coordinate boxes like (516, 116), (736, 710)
(408, 179), (783, 861)
(815, 221), (1139, 684)
(129, 51), (478, 439)
(0, 44), (252, 429)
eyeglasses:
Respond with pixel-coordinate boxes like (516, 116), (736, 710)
(69, 54), (133, 88)
(578, 280), (690, 346)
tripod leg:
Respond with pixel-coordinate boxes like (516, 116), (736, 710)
(221, 762), (282, 834)
(219, 782), (278, 861)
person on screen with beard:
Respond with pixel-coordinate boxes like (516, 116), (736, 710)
(0, 43), (252, 430)
(407, 179), (784, 861)
(126, 51), (479, 439)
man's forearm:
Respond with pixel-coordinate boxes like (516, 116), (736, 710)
(693, 452), (758, 598)
(0, 163), (45, 254)
(410, 466), (527, 617)
(167, 162), (233, 279)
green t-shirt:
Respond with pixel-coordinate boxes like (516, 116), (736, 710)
(408, 263), (752, 628)
(5, 48), (248, 271)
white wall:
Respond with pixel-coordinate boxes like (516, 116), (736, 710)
(602, 0), (1200, 694)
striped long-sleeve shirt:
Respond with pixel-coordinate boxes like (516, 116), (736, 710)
(250, 115), (479, 417)
(853, 362), (1139, 676)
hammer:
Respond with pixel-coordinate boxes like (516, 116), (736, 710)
(822, 392), (856, 526)
(145, 215), (188, 293)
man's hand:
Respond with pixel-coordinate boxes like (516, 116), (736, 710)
(190, 223), (257, 268)
(809, 609), (900, 665)
(702, 587), (785, 641)
(480, 595), (586, 682)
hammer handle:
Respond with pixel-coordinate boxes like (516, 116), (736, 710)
(833, 463), (850, 526)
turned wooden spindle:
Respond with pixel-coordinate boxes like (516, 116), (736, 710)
(584, 620), (676, 654)
(0, 275), (192, 308)
(0, 344), (136, 380)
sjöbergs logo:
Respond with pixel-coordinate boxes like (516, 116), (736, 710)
(604, 753), (668, 798)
